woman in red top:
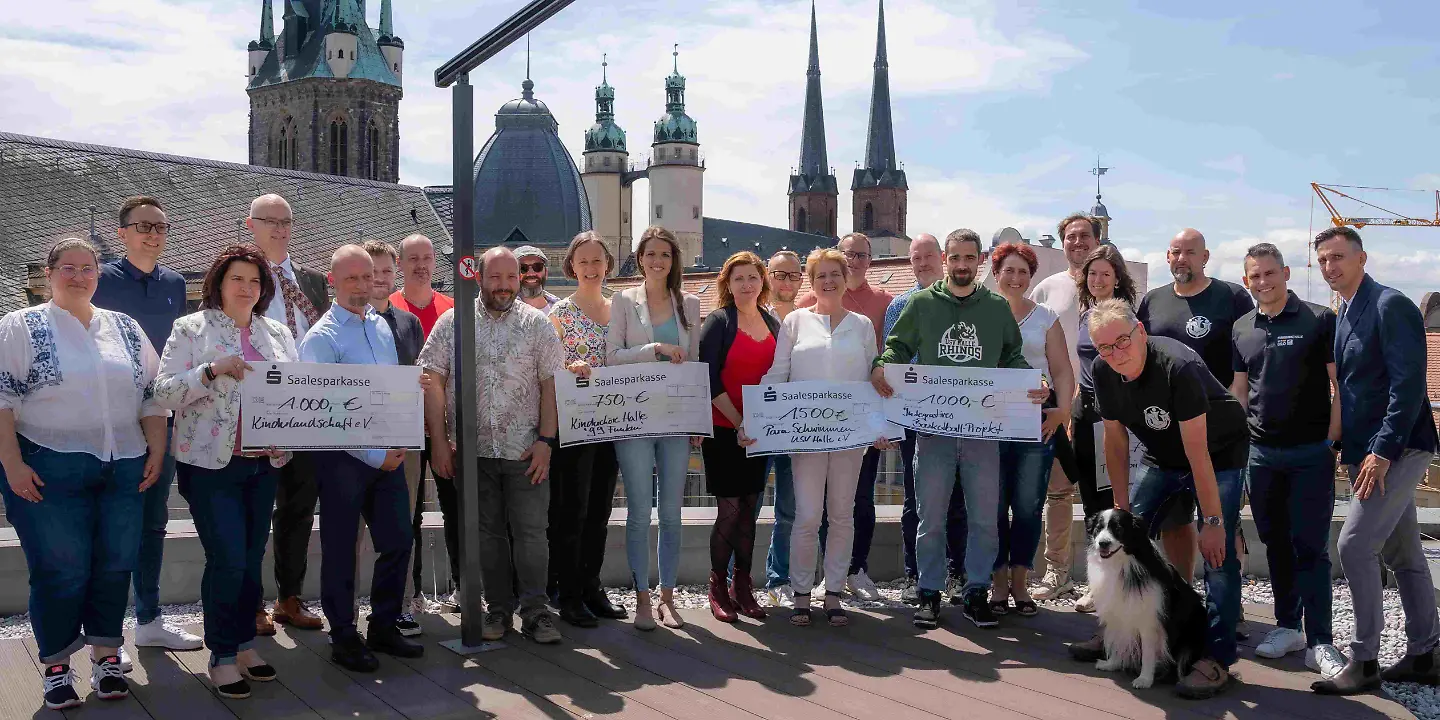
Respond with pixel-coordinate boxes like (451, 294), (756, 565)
(698, 252), (780, 623)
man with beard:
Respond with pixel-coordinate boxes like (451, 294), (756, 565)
(883, 233), (970, 606)
(299, 245), (423, 670)
(420, 247), (565, 644)
(871, 229), (1045, 630)
(515, 246), (561, 313)
(759, 250), (803, 608)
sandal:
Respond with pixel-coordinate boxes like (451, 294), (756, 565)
(791, 592), (813, 626)
(988, 599), (1010, 616)
(824, 592), (848, 627)
(1013, 599), (1038, 617)
(657, 597), (685, 629)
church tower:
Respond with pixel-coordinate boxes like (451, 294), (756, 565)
(246, 0), (404, 183)
(851, 0), (908, 255)
(649, 46), (705, 267)
(581, 56), (635, 272)
(788, 1), (838, 238)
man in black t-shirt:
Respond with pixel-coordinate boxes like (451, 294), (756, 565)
(1137, 228), (1254, 388)
(1230, 244), (1344, 677)
(1081, 299), (1247, 699)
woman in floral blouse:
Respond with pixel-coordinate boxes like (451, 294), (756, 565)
(153, 245), (297, 700)
(546, 231), (627, 628)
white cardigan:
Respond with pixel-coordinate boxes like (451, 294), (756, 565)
(761, 308), (878, 385)
(606, 284), (702, 366)
(154, 310), (299, 469)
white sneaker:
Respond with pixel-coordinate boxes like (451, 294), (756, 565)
(1073, 590), (1096, 614)
(134, 620), (203, 651)
(1255, 627), (1307, 659)
(438, 588), (461, 611)
(409, 595), (431, 616)
(846, 571), (881, 601)
(764, 584), (795, 608)
(1305, 643), (1348, 679)
(117, 646), (133, 674)
(1032, 569), (1073, 600)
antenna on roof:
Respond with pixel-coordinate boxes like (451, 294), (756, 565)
(602, 53), (608, 83)
(526, 34), (531, 80)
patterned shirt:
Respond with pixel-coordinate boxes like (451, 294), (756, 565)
(418, 300), (563, 461)
(550, 297), (607, 367)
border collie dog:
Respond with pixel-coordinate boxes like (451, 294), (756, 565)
(1085, 508), (1207, 688)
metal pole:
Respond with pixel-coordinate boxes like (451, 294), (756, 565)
(450, 74), (484, 648)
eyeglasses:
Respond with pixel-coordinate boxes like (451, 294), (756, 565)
(519, 262), (546, 273)
(122, 221), (171, 234)
(769, 271), (802, 282)
(1096, 324), (1140, 357)
(841, 251), (871, 261)
(54, 265), (98, 280)
(250, 216), (294, 230)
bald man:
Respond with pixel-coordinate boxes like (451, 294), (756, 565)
(1137, 229), (1254, 389)
(418, 246), (565, 645)
(244, 193), (331, 635)
(299, 245), (423, 670)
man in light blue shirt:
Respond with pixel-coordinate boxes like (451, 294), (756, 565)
(297, 245), (422, 671)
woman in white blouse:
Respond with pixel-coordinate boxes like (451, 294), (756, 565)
(153, 245), (297, 699)
(987, 243), (1073, 617)
(755, 248), (891, 628)
(0, 239), (167, 709)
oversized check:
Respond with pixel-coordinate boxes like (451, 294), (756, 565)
(1093, 421), (1145, 493)
(740, 381), (903, 456)
(556, 362), (712, 447)
(240, 362), (424, 451)
(882, 364), (1043, 441)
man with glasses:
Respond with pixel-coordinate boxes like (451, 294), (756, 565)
(1079, 298), (1248, 699)
(92, 196), (200, 665)
(515, 246), (561, 313)
(798, 232), (893, 601)
(760, 250), (803, 608)
(244, 193), (330, 635)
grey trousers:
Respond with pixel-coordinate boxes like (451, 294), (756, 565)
(476, 457), (551, 618)
(1339, 449), (1440, 662)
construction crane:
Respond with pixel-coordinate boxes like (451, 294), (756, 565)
(1311, 182), (1440, 228)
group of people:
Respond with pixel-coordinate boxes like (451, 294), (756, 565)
(2, 192), (1434, 710)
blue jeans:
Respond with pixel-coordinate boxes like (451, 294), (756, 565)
(1249, 441), (1335, 647)
(996, 437), (1056, 570)
(1130, 464), (1245, 667)
(901, 430), (968, 579)
(133, 428), (175, 626)
(764, 454), (794, 588)
(177, 457), (277, 665)
(914, 435), (998, 595)
(615, 436), (690, 590)
(0, 437), (145, 664)
(315, 452), (412, 639)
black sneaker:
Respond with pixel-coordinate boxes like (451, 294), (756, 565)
(913, 590), (942, 629)
(900, 576), (921, 606)
(395, 612), (422, 638)
(90, 655), (130, 700)
(962, 591), (999, 628)
(42, 664), (80, 710)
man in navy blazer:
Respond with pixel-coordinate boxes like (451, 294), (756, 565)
(1310, 226), (1440, 695)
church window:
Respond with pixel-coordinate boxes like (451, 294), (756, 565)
(350, 50), (356, 60)
(690, 148), (697, 161)
(899, 204), (906, 235)
(863, 203), (874, 231)
(796, 208), (807, 233)
(655, 205), (663, 219)
(275, 119), (298, 171)
(394, 63), (400, 72)
(366, 122), (380, 180)
(603, 156), (611, 167)
(330, 120), (349, 175)
(692, 206), (699, 219)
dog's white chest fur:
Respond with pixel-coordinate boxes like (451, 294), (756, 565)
(1088, 553), (1172, 687)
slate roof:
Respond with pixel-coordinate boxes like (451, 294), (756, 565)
(249, 0), (400, 89)
(0, 132), (451, 313)
(697, 217), (832, 271)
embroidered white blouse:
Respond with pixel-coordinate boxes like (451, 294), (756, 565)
(153, 310), (299, 470)
(0, 302), (165, 460)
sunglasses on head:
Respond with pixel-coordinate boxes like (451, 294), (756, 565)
(520, 262), (546, 273)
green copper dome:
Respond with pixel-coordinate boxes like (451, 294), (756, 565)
(584, 57), (627, 153)
(653, 47), (698, 145)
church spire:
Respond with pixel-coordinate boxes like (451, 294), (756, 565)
(379, 0), (394, 37)
(797, 0), (829, 178)
(863, 0), (897, 175)
(255, 0), (274, 50)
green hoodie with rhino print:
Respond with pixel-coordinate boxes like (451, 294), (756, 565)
(875, 280), (1029, 371)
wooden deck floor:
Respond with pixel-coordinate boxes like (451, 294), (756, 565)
(0, 602), (1415, 720)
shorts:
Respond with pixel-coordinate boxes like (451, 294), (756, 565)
(1128, 464), (1242, 537)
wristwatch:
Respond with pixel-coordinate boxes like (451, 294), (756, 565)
(1203, 515), (1223, 528)
(539, 435), (559, 449)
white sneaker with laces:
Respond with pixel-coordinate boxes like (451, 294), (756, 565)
(1073, 590), (1096, 614)
(1032, 569), (1072, 600)
(134, 620), (203, 651)
(765, 584), (795, 608)
(1255, 627), (1307, 659)
(439, 588), (461, 610)
(846, 571), (881, 601)
(1305, 643), (1348, 679)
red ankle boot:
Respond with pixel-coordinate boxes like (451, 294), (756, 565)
(709, 571), (738, 623)
(730, 572), (767, 620)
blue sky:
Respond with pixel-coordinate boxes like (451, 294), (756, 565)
(3, 0), (1439, 301)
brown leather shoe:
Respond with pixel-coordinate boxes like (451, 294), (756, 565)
(255, 610), (276, 637)
(272, 597), (324, 630)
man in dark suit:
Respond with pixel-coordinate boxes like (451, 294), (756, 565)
(1310, 226), (1440, 695)
(245, 193), (331, 635)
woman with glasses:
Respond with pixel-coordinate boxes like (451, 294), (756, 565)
(548, 232), (628, 627)
(0, 239), (168, 709)
(153, 245), (298, 699)
(699, 251), (780, 623)
(1073, 245), (1139, 522)
(607, 227), (702, 630)
(987, 243), (1074, 617)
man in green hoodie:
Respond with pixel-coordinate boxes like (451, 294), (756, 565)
(872, 228), (1041, 630)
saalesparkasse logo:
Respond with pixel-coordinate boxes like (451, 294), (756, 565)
(265, 365), (282, 384)
(903, 367), (918, 384)
(763, 387), (777, 402)
(937, 321), (982, 363)
(576, 375), (590, 388)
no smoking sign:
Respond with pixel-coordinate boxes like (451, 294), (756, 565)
(457, 255), (478, 280)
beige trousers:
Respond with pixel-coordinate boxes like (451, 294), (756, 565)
(1042, 458), (1073, 576)
(789, 449), (867, 594)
